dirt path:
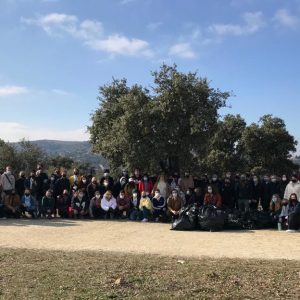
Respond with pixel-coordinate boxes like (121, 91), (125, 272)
(0, 219), (299, 260)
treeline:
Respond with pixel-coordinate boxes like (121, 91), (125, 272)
(88, 64), (298, 176)
(0, 139), (93, 175)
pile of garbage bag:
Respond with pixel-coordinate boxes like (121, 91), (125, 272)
(171, 204), (275, 232)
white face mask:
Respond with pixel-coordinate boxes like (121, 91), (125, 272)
(104, 173), (109, 177)
(120, 195), (124, 199)
(104, 182), (109, 186)
(132, 193), (138, 198)
(95, 195), (100, 199)
(208, 189), (213, 194)
(82, 180), (87, 183)
(155, 193), (160, 198)
(79, 193), (84, 198)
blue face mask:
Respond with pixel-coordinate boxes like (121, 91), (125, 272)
(272, 198), (277, 203)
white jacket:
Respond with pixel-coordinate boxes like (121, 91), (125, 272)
(101, 196), (117, 211)
(284, 181), (300, 200)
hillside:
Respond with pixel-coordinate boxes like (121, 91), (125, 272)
(30, 140), (108, 168)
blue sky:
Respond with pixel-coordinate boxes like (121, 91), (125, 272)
(0, 0), (299, 153)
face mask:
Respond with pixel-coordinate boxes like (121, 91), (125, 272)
(120, 195), (124, 199)
(208, 189), (213, 193)
(253, 178), (258, 182)
(6, 170), (11, 174)
(96, 195), (100, 199)
(271, 178), (276, 183)
(132, 193), (138, 198)
(104, 182), (109, 187)
(155, 193), (160, 198)
(212, 177), (217, 182)
(82, 180), (87, 184)
(51, 177), (55, 181)
(143, 177), (148, 181)
(172, 193), (178, 197)
(272, 197), (277, 203)
(104, 173), (109, 177)
(186, 191), (191, 195)
(282, 177), (287, 182)
(79, 193), (84, 198)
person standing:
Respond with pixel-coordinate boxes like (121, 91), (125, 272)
(0, 166), (15, 197)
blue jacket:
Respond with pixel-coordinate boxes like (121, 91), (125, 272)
(21, 195), (36, 209)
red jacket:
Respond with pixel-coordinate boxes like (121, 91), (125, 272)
(204, 193), (222, 208)
(138, 180), (153, 194)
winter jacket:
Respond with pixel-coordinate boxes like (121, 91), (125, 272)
(72, 196), (89, 211)
(204, 193), (222, 208)
(167, 196), (183, 213)
(138, 180), (153, 195)
(152, 196), (166, 210)
(284, 181), (300, 200)
(101, 196), (117, 211)
(139, 196), (153, 212)
(21, 195), (36, 210)
(116, 195), (130, 210)
(41, 196), (54, 210)
(0, 172), (15, 191)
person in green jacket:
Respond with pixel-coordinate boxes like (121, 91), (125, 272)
(41, 190), (55, 219)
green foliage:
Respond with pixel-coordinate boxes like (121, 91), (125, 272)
(241, 115), (298, 174)
(89, 64), (230, 175)
(49, 155), (74, 170)
(202, 114), (247, 174)
(0, 139), (18, 171)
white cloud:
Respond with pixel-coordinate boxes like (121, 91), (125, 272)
(86, 34), (153, 57)
(0, 122), (88, 142)
(0, 85), (29, 97)
(273, 9), (299, 28)
(169, 42), (196, 59)
(209, 11), (266, 36)
(21, 13), (152, 58)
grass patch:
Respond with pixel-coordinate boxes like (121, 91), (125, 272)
(0, 248), (299, 299)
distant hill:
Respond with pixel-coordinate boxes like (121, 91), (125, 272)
(30, 140), (108, 169)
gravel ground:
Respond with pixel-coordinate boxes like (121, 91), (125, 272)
(0, 218), (299, 260)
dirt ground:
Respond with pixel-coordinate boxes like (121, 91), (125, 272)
(0, 219), (299, 260)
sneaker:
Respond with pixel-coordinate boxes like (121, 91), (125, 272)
(141, 218), (148, 222)
(286, 229), (297, 233)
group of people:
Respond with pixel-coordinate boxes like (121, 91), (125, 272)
(0, 164), (300, 232)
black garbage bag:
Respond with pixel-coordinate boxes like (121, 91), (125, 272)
(224, 209), (244, 230)
(248, 210), (274, 229)
(171, 204), (198, 231)
(198, 205), (225, 232)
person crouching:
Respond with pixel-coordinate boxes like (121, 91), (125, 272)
(70, 190), (89, 219)
(20, 189), (36, 218)
(139, 191), (153, 222)
(101, 190), (117, 219)
(41, 190), (55, 219)
(89, 191), (102, 219)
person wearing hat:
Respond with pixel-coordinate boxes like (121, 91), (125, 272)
(101, 190), (117, 219)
